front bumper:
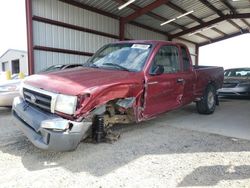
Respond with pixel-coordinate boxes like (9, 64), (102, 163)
(218, 87), (250, 96)
(0, 91), (19, 106)
(12, 97), (91, 151)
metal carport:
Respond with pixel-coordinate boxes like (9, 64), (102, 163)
(25, 0), (250, 74)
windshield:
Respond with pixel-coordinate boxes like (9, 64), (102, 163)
(224, 68), (250, 78)
(84, 43), (152, 72)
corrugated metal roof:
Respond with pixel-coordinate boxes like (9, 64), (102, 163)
(72, 0), (250, 45)
(207, 0), (228, 12)
(182, 33), (207, 43)
(215, 20), (239, 34)
(230, 0), (250, 9)
(173, 0), (215, 19)
(152, 4), (194, 27)
(132, 0), (155, 8)
(134, 14), (176, 32)
(234, 19), (250, 29)
(75, 0), (134, 17)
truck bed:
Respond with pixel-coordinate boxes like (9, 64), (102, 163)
(193, 65), (224, 97)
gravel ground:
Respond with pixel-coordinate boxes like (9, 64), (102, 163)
(1, 106), (250, 188)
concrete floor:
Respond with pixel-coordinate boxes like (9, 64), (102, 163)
(0, 98), (250, 187)
(160, 97), (250, 140)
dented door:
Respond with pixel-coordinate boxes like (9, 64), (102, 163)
(143, 45), (184, 118)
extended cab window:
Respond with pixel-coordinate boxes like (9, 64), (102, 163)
(150, 45), (180, 74)
(181, 47), (191, 71)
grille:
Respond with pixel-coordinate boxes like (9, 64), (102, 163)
(23, 88), (52, 111)
(223, 83), (238, 88)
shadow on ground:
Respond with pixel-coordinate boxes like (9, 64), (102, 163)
(0, 107), (11, 115)
(1, 103), (250, 178)
(178, 165), (250, 187)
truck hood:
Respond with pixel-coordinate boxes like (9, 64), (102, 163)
(24, 67), (143, 95)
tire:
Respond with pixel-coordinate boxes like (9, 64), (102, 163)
(196, 84), (216, 114)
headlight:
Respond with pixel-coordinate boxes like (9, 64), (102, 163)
(0, 84), (19, 92)
(54, 94), (77, 115)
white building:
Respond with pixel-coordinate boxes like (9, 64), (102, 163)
(0, 49), (28, 75)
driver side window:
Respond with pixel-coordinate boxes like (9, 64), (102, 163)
(150, 45), (180, 74)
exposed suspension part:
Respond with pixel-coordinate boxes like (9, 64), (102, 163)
(92, 115), (106, 143)
(90, 98), (136, 144)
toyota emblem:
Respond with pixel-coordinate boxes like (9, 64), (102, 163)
(30, 95), (37, 103)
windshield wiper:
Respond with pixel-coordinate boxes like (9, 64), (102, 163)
(103, 63), (130, 72)
(83, 63), (99, 68)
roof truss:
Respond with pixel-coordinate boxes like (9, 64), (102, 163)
(114, 0), (212, 41)
(62, 0), (250, 46)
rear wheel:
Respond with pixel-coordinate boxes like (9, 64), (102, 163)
(196, 85), (216, 114)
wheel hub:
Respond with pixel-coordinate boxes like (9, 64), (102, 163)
(207, 91), (215, 109)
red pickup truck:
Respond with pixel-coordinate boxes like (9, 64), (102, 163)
(12, 40), (224, 151)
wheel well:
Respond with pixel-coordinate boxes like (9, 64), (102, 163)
(208, 81), (218, 90)
(89, 98), (137, 126)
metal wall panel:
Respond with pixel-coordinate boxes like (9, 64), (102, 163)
(32, 0), (119, 36)
(33, 21), (116, 52)
(31, 0), (171, 72)
(32, 0), (120, 72)
(126, 24), (167, 40)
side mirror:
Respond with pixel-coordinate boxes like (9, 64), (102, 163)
(150, 65), (164, 76)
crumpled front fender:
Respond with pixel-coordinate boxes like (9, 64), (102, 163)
(75, 83), (144, 120)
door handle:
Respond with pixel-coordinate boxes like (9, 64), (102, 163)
(147, 81), (158, 85)
(177, 78), (185, 83)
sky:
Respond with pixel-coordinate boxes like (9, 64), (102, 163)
(0, 0), (249, 70)
(0, 0), (27, 56)
(199, 33), (250, 70)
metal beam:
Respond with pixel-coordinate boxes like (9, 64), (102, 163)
(220, 0), (236, 14)
(113, 0), (211, 41)
(195, 45), (199, 66)
(198, 28), (249, 47)
(113, 0), (169, 36)
(199, 0), (224, 16)
(26, 0), (34, 75)
(119, 18), (125, 40)
(220, 0), (250, 28)
(241, 18), (250, 28)
(167, 1), (226, 36)
(34, 46), (94, 56)
(59, 0), (119, 19)
(198, 0), (242, 30)
(123, 0), (170, 23)
(170, 13), (250, 39)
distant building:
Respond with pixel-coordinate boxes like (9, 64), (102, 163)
(0, 49), (28, 75)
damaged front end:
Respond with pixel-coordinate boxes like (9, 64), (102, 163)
(12, 97), (92, 151)
(87, 97), (137, 143)
(12, 79), (143, 151)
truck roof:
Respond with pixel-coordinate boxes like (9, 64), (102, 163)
(112, 40), (186, 47)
